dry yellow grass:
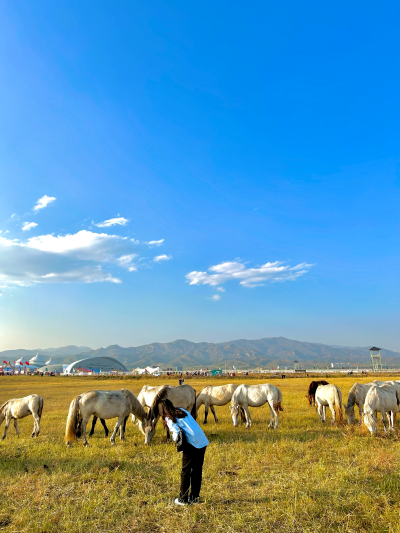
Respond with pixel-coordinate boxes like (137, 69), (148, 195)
(1, 374), (400, 533)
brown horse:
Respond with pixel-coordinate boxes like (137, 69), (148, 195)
(306, 380), (329, 406)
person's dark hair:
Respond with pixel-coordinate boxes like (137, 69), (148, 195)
(160, 398), (187, 428)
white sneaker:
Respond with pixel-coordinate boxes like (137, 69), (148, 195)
(174, 498), (187, 506)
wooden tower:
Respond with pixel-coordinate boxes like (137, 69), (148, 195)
(370, 346), (382, 371)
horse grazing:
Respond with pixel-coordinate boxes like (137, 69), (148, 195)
(364, 384), (400, 435)
(0, 394), (44, 439)
(196, 384), (246, 424)
(65, 389), (146, 446)
(140, 384), (197, 445)
(306, 380), (329, 406)
(315, 384), (343, 425)
(230, 383), (283, 429)
(344, 383), (374, 424)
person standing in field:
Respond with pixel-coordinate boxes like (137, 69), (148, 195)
(159, 398), (209, 505)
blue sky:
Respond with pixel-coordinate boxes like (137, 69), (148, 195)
(1, 2), (399, 351)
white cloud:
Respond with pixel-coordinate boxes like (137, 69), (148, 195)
(22, 222), (38, 231)
(154, 254), (172, 262)
(0, 229), (168, 286)
(116, 254), (138, 272)
(33, 195), (56, 211)
(209, 294), (220, 301)
(216, 287), (225, 292)
(186, 260), (312, 289)
(147, 239), (164, 247)
(96, 217), (129, 228)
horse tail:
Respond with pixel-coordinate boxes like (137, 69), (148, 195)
(191, 389), (197, 420)
(65, 396), (80, 444)
(38, 396), (44, 418)
(334, 387), (343, 425)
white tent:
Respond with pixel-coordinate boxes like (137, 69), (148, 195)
(146, 366), (162, 374)
(135, 366), (162, 375)
(29, 353), (47, 368)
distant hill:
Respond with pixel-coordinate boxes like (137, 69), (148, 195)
(0, 345), (92, 361)
(3, 338), (396, 369)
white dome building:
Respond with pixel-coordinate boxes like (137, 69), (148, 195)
(29, 353), (47, 370)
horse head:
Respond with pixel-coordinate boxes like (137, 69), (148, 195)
(230, 403), (240, 427)
(344, 403), (355, 424)
(305, 394), (313, 406)
(142, 412), (156, 445)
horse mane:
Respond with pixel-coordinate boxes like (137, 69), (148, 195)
(148, 385), (170, 420)
(129, 392), (147, 422)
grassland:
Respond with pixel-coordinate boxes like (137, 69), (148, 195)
(1, 374), (400, 533)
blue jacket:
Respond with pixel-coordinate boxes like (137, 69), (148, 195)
(165, 409), (209, 449)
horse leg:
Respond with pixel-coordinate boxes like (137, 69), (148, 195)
(358, 402), (364, 425)
(100, 418), (109, 437)
(81, 417), (90, 446)
(203, 405), (209, 424)
(33, 413), (41, 436)
(267, 403), (275, 429)
(14, 419), (20, 437)
(89, 416), (98, 437)
(329, 403), (336, 425)
(2, 416), (11, 439)
(382, 410), (388, 433)
(120, 416), (128, 441)
(272, 404), (280, 429)
(210, 405), (218, 423)
(244, 406), (251, 429)
(317, 404), (325, 423)
(110, 417), (123, 445)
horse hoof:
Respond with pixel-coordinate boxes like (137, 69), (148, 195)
(110, 441), (115, 446)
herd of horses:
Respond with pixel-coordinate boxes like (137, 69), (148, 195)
(1, 378), (400, 444)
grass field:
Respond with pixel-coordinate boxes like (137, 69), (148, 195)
(1, 375), (400, 533)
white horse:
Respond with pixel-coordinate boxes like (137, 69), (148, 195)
(196, 384), (245, 424)
(65, 389), (147, 446)
(230, 383), (283, 429)
(344, 383), (374, 424)
(315, 384), (343, 425)
(138, 384), (197, 445)
(364, 383), (400, 435)
(0, 394), (44, 439)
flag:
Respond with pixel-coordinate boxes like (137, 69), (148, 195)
(19, 362), (24, 366)
(25, 361), (30, 365)
(3, 360), (7, 364)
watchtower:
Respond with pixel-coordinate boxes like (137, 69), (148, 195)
(294, 360), (299, 371)
(370, 346), (382, 371)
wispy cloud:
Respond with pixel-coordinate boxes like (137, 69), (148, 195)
(154, 254), (172, 262)
(147, 239), (164, 247)
(22, 222), (38, 231)
(209, 294), (220, 301)
(187, 260), (312, 289)
(216, 287), (225, 292)
(96, 217), (129, 228)
(33, 195), (56, 212)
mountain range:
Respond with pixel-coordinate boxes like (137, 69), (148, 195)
(1, 338), (399, 369)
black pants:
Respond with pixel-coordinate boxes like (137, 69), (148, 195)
(179, 444), (207, 503)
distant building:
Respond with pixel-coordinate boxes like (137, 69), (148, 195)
(28, 353), (47, 370)
(64, 356), (128, 374)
